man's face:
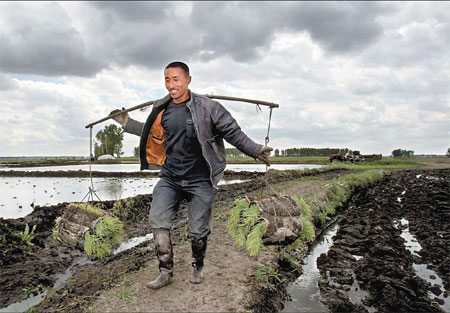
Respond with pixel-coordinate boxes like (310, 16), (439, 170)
(164, 67), (191, 104)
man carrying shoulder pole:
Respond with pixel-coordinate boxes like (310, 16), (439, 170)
(110, 61), (272, 289)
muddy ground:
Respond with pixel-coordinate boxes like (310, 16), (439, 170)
(317, 168), (449, 312)
(1, 167), (449, 312)
(0, 169), (337, 312)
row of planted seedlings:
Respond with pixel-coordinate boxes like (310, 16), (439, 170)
(226, 170), (384, 296)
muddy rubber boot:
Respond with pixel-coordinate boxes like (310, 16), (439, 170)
(147, 229), (174, 290)
(190, 236), (207, 284)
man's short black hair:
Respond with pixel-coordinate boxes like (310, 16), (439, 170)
(165, 61), (190, 76)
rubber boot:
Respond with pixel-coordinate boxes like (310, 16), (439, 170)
(147, 229), (174, 289)
(190, 236), (207, 284)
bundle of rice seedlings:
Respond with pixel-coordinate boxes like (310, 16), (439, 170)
(55, 203), (123, 259)
(84, 215), (123, 259)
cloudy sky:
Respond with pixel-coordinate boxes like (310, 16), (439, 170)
(1, 1), (449, 157)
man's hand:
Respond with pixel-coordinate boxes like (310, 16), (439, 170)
(109, 108), (129, 127)
(258, 146), (273, 166)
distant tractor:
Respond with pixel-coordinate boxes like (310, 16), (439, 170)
(330, 151), (365, 163)
(347, 151), (364, 163)
(330, 153), (345, 163)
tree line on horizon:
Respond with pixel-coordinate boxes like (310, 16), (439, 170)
(93, 125), (431, 159)
(225, 147), (354, 157)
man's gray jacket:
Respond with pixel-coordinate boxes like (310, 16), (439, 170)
(123, 91), (263, 188)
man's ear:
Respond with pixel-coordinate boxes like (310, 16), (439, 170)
(187, 75), (192, 85)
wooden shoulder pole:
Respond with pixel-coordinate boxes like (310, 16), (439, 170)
(85, 94), (279, 128)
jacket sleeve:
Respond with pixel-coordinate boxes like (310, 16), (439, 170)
(210, 101), (263, 158)
(123, 117), (144, 136)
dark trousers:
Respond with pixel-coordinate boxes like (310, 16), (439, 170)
(149, 177), (214, 238)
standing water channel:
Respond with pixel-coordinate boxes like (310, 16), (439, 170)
(282, 222), (339, 312)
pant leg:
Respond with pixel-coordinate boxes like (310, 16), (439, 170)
(149, 177), (180, 230)
(183, 181), (215, 238)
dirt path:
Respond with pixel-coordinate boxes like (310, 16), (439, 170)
(90, 176), (330, 312)
(91, 206), (255, 312)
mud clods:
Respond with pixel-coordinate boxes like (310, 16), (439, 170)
(316, 169), (449, 312)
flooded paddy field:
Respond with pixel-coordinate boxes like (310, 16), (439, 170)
(0, 163), (320, 219)
(0, 163), (322, 173)
(0, 177), (245, 219)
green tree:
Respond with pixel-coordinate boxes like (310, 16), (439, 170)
(274, 149), (280, 157)
(392, 148), (414, 157)
(94, 124), (124, 158)
(133, 146), (139, 158)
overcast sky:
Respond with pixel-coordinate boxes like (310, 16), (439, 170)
(0, 1), (449, 157)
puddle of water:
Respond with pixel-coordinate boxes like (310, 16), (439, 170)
(53, 257), (92, 290)
(0, 291), (48, 313)
(394, 218), (449, 311)
(347, 272), (374, 313)
(282, 223), (339, 312)
(113, 233), (153, 254)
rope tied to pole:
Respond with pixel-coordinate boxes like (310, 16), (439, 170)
(81, 126), (103, 203)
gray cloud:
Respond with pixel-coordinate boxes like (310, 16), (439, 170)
(0, 2), (105, 77)
(89, 1), (171, 22)
(0, 1), (392, 77)
(0, 2), (448, 156)
(276, 2), (386, 53)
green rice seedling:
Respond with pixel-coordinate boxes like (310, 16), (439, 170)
(51, 227), (60, 241)
(97, 216), (123, 245)
(84, 231), (112, 259)
(227, 199), (248, 238)
(111, 198), (136, 220)
(316, 209), (329, 225)
(300, 218), (315, 243)
(23, 283), (45, 298)
(280, 247), (300, 269)
(246, 222), (266, 257)
(228, 198), (267, 255)
(241, 203), (260, 233)
(17, 223), (36, 245)
(68, 202), (103, 217)
(256, 264), (282, 291)
(293, 196), (312, 220)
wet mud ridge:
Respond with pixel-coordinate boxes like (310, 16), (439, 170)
(317, 169), (449, 312)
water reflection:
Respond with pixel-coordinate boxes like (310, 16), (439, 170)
(282, 223), (339, 312)
(1, 177), (249, 219)
(0, 177), (158, 219)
